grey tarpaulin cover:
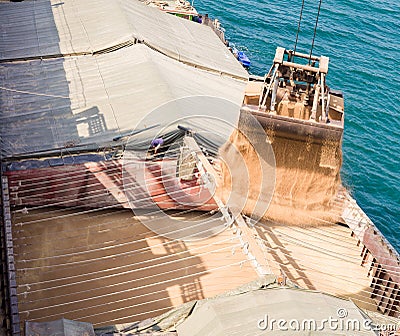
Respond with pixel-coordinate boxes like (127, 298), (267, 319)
(176, 288), (376, 335)
(94, 276), (378, 335)
(93, 277), (277, 335)
(25, 318), (95, 336)
(0, 0), (248, 79)
(0, 0), (248, 159)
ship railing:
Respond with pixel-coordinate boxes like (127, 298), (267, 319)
(197, 14), (226, 44)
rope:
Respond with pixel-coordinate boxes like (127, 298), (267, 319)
(18, 243), (241, 306)
(17, 236), (234, 289)
(18, 260), (249, 313)
(257, 222), (400, 273)
(16, 215), (225, 268)
(0, 86), (70, 99)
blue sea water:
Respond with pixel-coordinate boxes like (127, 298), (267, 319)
(197, 0), (400, 251)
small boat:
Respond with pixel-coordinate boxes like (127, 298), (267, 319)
(236, 50), (251, 68)
(230, 43), (251, 68)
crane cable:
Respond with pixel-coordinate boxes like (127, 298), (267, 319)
(309, 0), (323, 64)
(293, 0), (306, 55)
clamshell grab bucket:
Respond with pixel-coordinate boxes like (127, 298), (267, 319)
(225, 47), (345, 225)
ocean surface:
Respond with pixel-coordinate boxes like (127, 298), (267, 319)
(196, 0), (400, 252)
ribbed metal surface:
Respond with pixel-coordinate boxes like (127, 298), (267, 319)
(1, 173), (20, 335)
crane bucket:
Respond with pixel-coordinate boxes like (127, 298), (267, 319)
(220, 47), (345, 226)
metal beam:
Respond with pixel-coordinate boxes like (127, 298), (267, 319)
(183, 136), (272, 276)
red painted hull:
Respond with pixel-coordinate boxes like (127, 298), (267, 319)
(5, 158), (217, 211)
